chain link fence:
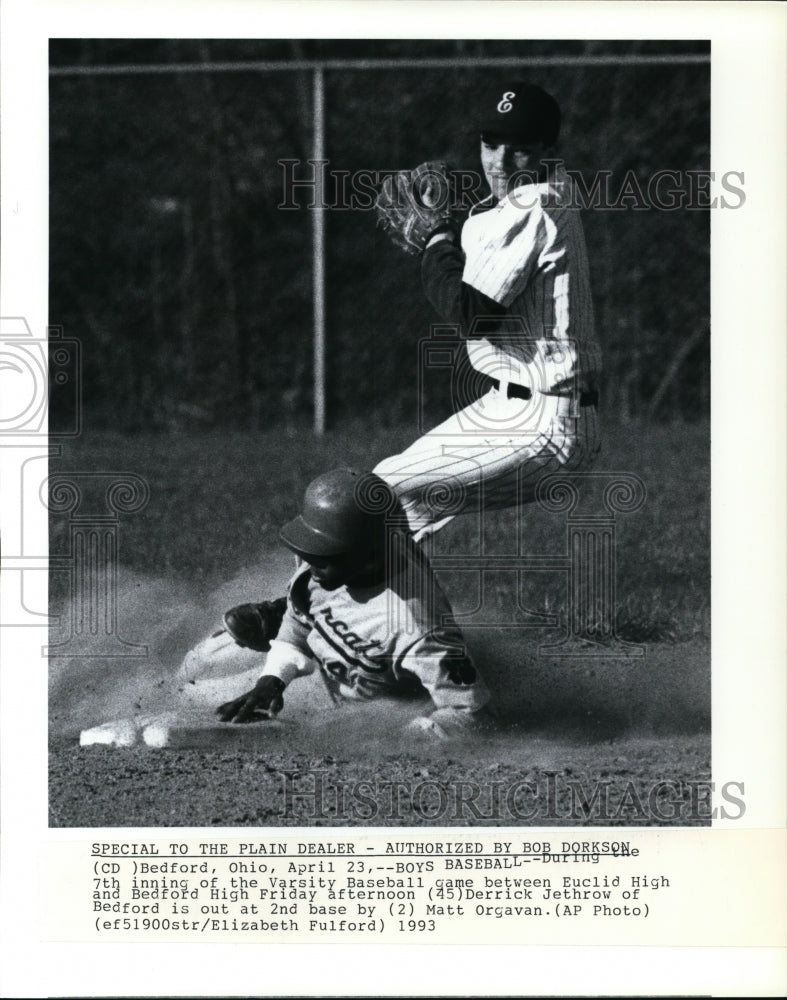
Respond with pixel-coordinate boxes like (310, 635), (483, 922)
(49, 41), (710, 432)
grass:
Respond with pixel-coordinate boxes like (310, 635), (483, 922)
(50, 417), (710, 648)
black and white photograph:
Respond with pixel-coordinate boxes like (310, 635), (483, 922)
(45, 35), (716, 828)
(1, 2), (785, 997)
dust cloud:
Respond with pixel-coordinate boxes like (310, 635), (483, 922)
(50, 553), (709, 749)
(49, 553), (296, 738)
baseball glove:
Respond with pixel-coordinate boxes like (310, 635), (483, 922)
(375, 161), (460, 256)
(222, 597), (287, 653)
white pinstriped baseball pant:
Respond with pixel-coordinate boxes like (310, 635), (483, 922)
(373, 383), (601, 541)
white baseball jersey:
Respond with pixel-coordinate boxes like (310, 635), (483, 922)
(374, 164), (602, 539)
(462, 164), (602, 389)
(261, 554), (489, 710)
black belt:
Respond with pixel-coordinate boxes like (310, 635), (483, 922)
(489, 377), (532, 400)
(489, 377), (599, 408)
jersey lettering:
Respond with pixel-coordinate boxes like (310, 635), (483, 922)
(320, 608), (383, 656)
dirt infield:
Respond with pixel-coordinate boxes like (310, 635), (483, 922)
(50, 637), (711, 827)
(48, 423), (710, 829)
(48, 569), (710, 829)
(49, 729), (711, 828)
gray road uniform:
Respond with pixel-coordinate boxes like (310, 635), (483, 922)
(261, 559), (490, 712)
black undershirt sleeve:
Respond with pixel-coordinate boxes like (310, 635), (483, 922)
(421, 239), (506, 338)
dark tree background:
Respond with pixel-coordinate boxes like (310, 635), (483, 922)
(49, 39), (710, 432)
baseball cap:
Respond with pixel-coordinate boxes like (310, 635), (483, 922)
(478, 81), (561, 146)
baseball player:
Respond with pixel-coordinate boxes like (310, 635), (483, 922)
(374, 81), (602, 541)
(214, 468), (492, 739)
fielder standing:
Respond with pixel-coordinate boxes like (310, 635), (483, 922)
(374, 81), (602, 540)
